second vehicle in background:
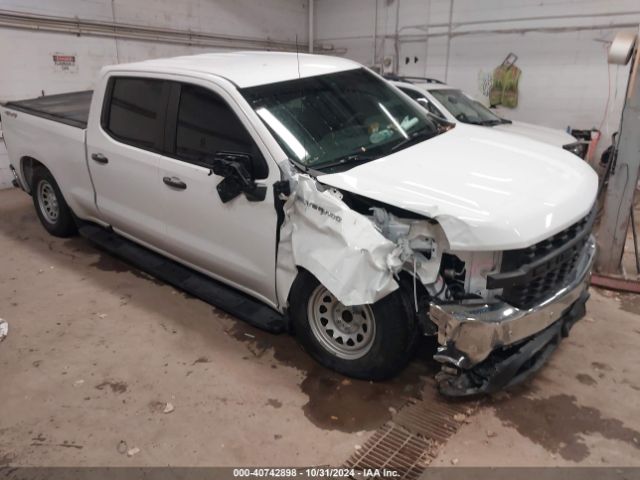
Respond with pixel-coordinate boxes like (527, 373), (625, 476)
(389, 75), (588, 159)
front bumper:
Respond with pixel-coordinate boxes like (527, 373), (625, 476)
(429, 236), (595, 396)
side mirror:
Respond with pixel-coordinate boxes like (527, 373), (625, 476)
(210, 151), (267, 203)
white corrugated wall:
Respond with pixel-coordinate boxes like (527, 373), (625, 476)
(0, 0), (309, 188)
(315, 0), (639, 147)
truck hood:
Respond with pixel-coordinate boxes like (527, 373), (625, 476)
(492, 120), (576, 147)
(318, 124), (598, 251)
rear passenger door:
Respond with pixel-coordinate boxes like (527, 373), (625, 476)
(87, 76), (170, 247)
(157, 81), (279, 305)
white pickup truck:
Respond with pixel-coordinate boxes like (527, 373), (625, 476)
(389, 76), (589, 159)
(2, 52), (598, 396)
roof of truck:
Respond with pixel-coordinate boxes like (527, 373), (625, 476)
(104, 51), (362, 89)
(392, 80), (453, 91)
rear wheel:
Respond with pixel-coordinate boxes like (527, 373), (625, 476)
(32, 167), (76, 237)
(290, 270), (417, 380)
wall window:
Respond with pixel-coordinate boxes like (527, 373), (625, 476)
(175, 84), (267, 178)
(104, 77), (164, 150)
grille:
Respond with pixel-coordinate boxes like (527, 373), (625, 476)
(498, 210), (593, 309)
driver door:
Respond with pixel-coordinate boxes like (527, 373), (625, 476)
(158, 81), (279, 306)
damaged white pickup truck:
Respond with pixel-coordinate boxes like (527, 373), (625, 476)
(2, 52), (598, 396)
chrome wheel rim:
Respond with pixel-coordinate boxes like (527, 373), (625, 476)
(307, 285), (376, 360)
(37, 180), (59, 224)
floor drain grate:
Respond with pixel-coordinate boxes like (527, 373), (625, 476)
(344, 380), (479, 479)
(344, 422), (434, 480)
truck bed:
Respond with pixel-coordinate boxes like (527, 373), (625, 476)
(3, 90), (92, 129)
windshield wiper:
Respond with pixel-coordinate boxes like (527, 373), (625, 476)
(391, 127), (436, 152)
(479, 118), (512, 126)
(313, 152), (379, 171)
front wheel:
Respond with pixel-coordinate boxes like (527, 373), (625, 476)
(289, 270), (417, 380)
(31, 167), (76, 237)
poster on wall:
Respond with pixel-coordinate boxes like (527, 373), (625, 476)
(52, 53), (78, 73)
(476, 69), (493, 104)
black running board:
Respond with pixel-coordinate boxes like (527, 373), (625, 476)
(78, 223), (287, 333)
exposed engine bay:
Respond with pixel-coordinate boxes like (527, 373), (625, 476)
(275, 173), (501, 328)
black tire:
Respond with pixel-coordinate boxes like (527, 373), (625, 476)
(289, 270), (418, 380)
(31, 166), (77, 237)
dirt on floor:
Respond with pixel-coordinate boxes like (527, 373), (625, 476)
(0, 187), (639, 468)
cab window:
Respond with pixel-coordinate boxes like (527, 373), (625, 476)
(173, 84), (268, 179)
(103, 77), (166, 151)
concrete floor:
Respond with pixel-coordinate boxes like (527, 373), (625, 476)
(0, 187), (639, 468)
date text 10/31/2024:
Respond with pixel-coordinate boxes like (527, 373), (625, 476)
(232, 468), (400, 478)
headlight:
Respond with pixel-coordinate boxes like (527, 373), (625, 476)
(563, 141), (588, 159)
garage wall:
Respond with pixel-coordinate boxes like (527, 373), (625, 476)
(315, 0), (639, 146)
(0, 0), (309, 188)
(0, 0), (309, 100)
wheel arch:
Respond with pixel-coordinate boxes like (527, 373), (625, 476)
(286, 267), (429, 336)
(287, 267), (421, 380)
(20, 156), (48, 194)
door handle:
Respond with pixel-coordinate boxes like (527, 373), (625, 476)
(163, 176), (187, 190)
(91, 153), (109, 164)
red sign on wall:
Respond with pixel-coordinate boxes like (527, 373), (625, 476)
(52, 53), (77, 72)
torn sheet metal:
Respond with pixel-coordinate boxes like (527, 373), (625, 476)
(370, 208), (447, 288)
(0, 319), (7, 342)
(276, 175), (403, 307)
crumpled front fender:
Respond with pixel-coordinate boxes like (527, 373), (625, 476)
(275, 175), (403, 308)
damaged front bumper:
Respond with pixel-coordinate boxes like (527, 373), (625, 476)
(430, 236), (596, 396)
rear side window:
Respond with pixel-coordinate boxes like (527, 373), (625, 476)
(175, 84), (268, 178)
(400, 86), (427, 102)
(104, 77), (165, 150)
(399, 87), (445, 119)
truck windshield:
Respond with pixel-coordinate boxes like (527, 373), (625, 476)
(429, 89), (508, 126)
(241, 69), (445, 171)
